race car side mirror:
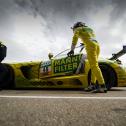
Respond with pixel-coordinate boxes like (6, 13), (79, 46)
(48, 53), (53, 60)
(0, 43), (7, 62)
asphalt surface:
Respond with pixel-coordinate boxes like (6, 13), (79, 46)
(0, 87), (126, 126)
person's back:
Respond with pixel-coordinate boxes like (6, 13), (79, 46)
(73, 26), (96, 47)
(75, 26), (95, 39)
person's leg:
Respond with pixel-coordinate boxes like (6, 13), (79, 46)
(85, 43), (98, 91)
(90, 43), (100, 84)
(89, 60), (105, 84)
(86, 42), (107, 93)
(87, 42), (104, 83)
(88, 57), (107, 93)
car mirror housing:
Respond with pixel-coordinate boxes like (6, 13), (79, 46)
(48, 53), (53, 60)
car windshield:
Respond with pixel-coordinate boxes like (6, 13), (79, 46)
(54, 45), (85, 59)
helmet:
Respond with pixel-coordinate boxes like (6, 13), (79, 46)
(72, 22), (85, 30)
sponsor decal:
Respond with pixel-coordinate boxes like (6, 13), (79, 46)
(40, 61), (51, 76)
(53, 54), (82, 73)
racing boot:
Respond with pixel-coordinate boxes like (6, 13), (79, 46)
(92, 84), (107, 93)
(85, 83), (96, 92)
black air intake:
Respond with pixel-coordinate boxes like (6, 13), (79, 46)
(0, 44), (7, 62)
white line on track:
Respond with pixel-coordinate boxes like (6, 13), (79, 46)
(0, 95), (126, 99)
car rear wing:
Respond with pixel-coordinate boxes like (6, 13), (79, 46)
(109, 45), (126, 60)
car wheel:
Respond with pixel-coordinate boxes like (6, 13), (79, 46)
(88, 64), (117, 90)
(0, 63), (14, 89)
(99, 64), (117, 90)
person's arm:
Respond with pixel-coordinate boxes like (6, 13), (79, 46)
(71, 30), (79, 50)
(67, 30), (79, 56)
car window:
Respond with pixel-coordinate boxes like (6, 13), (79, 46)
(54, 45), (85, 59)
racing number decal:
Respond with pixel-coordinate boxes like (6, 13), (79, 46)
(40, 61), (51, 76)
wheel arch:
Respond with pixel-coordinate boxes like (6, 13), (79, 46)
(1, 63), (15, 89)
(88, 63), (118, 89)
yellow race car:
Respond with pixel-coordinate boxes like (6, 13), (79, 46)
(0, 44), (126, 90)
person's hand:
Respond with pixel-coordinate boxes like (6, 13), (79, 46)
(67, 50), (74, 56)
(80, 43), (84, 47)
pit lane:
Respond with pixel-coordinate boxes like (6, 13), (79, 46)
(0, 87), (126, 126)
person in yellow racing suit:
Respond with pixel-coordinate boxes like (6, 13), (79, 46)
(67, 22), (107, 93)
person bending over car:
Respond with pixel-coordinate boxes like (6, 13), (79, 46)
(67, 22), (107, 93)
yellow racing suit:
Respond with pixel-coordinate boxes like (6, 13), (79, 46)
(72, 26), (105, 85)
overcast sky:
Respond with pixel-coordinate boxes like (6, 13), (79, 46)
(0, 0), (126, 64)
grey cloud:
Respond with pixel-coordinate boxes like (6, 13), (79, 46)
(111, 0), (126, 19)
(13, 0), (116, 35)
(14, 0), (106, 20)
(0, 0), (126, 61)
(14, 0), (111, 42)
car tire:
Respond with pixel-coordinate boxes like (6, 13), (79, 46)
(99, 64), (117, 90)
(0, 63), (14, 89)
(88, 64), (117, 90)
(0, 63), (7, 88)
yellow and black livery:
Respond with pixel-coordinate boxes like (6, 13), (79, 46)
(0, 44), (126, 90)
